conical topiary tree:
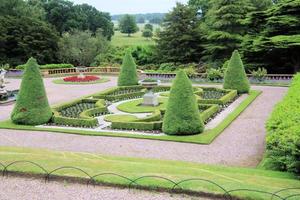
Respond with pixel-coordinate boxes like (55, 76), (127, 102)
(223, 50), (250, 93)
(163, 70), (204, 135)
(11, 58), (52, 125)
(118, 51), (138, 86)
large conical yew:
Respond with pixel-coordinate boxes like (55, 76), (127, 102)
(118, 51), (138, 86)
(11, 58), (52, 125)
(163, 70), (204, 135)
(223, 50), (250, 93)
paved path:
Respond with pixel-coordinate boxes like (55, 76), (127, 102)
(0, 176), (213, 200)
(0, 78), (288, 167)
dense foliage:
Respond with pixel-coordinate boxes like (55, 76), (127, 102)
(265, 74), (300, 173)
(243, 0), (300, 73)
(156, 3), (204, 64)
(58, 30), (109, 66)
(163, 70), (204, 135)
(223, 50), (250, 94)
(0, 15), (59, 66)
(118, 52), (139, 86)
(11, 58), (52, 125)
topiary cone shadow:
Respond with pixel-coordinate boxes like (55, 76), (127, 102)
(11, 58), (52, 125)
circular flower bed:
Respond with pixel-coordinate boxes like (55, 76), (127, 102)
(63, 75), (100, 82)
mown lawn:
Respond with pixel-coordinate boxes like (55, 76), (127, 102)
(0, 146), (299, 200)
(111, 31), (156, 46)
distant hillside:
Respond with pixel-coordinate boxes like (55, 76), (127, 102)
(112, 13), (165, 24)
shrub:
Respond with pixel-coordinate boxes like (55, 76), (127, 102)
(223, 50), (250, 94)
(162, 70), (204, 135)
(118, 51), (139, 86)
(11, 58), (52, 125)
(264, 74), (300, 173)
(207, 68), (223, 81)
(251, 68), (267, 82)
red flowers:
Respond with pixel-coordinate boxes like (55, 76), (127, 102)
(63, 76), (100, 82)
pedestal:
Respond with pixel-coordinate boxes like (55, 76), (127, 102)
(142, 91), (159, 106)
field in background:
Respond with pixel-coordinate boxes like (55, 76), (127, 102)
(111, 22), (159, 47)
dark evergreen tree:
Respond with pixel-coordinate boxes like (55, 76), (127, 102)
(202, 0), (253, 64)
(156, 3), (204, 63)
(242, 0), (300, 73)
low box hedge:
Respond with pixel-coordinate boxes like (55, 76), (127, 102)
(200, 104), (220, 122)
(199, 88), (237, 105)
(111, 121), (162, 131)
(52, 98), (106, 128)
(135, 110), (162, 122)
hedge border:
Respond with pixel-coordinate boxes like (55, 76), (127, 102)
(0, 86), (260, 144)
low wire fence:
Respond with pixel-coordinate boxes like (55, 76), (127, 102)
(0, 160), (300, 200)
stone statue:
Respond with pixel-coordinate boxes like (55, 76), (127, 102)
(0, 68), (7, 88)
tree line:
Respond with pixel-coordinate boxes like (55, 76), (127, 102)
(156, 0), (300, 73)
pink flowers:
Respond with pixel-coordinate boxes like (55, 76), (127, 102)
(63, 76), (100, 82)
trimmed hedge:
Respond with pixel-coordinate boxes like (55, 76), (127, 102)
(11, 58), (52, 125)
(200, 104), (220, 122)
(118, 51), (139, 86)
(111, 121), (162, 131)
(163, 70), (204, 135)
(52, 99), (107, 128)
(264, 74), (300, 173)
(135, 110), (162, 122)
(198, 88), (237, 105)
(16, 63), (74, 70)
(223, 50), (250, 94)
(94, 86), (145, 101)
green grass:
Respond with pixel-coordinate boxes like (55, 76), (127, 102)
(52, 77), (110, 85)
(0, 146), (299, 200)
(0, 90), (261, 144)
(104, 114), (138, 122)
(117, 98), (168, 113)
(111, 31), (156, 46)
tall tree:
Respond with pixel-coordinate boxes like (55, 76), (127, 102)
(58, 30), (109, 66)
(242, 0), (300, 73)
(156, 3), (204, 63)
(0, 15), (59, 66)
(202, 0), (253, 64)
(118, 14), (138, 37)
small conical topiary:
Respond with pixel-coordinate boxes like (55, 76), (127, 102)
(163, 70), (204, 135)
(11, 58), (52, 125)
(118, 51), (138, 86)
(223, 50), (250, 94)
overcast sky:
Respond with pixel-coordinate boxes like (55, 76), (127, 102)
(71, 0), (189, 15)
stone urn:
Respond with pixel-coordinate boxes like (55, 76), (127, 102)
(139, 79), (161, 106)
(76, 66), (86, 79)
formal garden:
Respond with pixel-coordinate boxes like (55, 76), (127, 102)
(1, 0), (300, 200)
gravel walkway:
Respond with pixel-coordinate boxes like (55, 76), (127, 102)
(0, 176), (212, 200)
(0, 78), (288, 167)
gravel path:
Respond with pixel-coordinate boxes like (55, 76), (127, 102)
(0, 76), (118, 121)
(0, 176), (212, 200)
(0, 79), (288, 167)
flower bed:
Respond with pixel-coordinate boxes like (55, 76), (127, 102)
(63, 75), (100, 82)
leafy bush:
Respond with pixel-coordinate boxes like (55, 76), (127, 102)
(16, 63), (74, 70)
(207, 68), (223, 81)
(264, 74), (300, 173)
(11, 58), (52, 125)
(163, 70), (204, 135)
(251, 68), (267, 82)
(223, 50), (250, 94)
(118, 51), (139, 86)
